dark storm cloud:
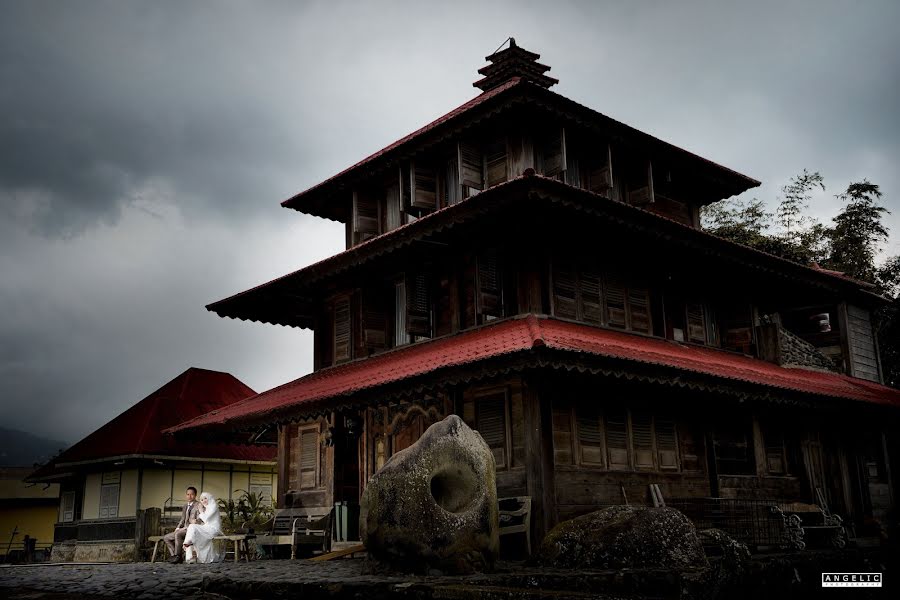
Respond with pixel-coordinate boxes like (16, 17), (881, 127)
(1, 0), (898, 443)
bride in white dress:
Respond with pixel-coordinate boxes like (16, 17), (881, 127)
(183, 492), (223, 563)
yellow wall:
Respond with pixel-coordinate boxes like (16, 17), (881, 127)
(0, 506), (58, 555)
(140, 469), (173, 510)
(82, 473), (102, 520)
(201, 469), (230, 502)
(172, 469), (202, 504)
(117, 470), (138, 517)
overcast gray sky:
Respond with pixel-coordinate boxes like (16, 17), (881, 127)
(2, 0), (898, 443)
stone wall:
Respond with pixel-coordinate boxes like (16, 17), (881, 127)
(756, 323), (837, 372)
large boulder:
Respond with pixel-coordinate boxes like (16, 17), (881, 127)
(360, 414), (499, 574)
(538, 505), (708, 570)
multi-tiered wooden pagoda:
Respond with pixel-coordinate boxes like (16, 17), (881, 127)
(169, 41), (899, 547)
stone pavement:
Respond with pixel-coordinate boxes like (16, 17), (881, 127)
(0, 559), (673, 599)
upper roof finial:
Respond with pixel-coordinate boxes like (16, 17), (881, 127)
(474, 38), (558, 92)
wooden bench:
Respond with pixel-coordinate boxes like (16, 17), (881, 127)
(148, 534), (253, 563)
(254, 506), (333, 559)
(498, 496), (532, 555)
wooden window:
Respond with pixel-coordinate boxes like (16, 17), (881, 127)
(476, 248), (503, 322)
(762, 424), (788, 475)
(385, 182), (402, 231)
(585, 144), (613, 194)
(604, 277), (627, 329)
(538, 128), (567, 178)
(713, 423), (755, 475)
(445, 159), (461, 206)
(655, 417), (679, 470)
(551, 260), (602, 325)
(678, 426), (704, 472)
(631, 412), (655, 469)
(61, 491), (75, 523)
(846, 304), (880, 382)
(576, 408), (605, 467)
(361, 288), (388, 354)
(410, 161), (437, 213)
(864, 437), (886, 481)
(406, 272), (431, 338)
(605, 409), (630, 469)
(476, 393), (508, 469)
(99, 483), (119, 518)
(686, 302), (707, 344)
(627, 288), (652, 334)
(484, 137), (508, 188)
(720, 304), (754, 354)
(394, 280), (407, 347)
(298, 424), (320, 489)
(458, 141), (484, 190)
(352, 190), (380, 245)
(333, 295), (352, 363)
(552, 401), (574, 466)
(626, 159), (654, 205)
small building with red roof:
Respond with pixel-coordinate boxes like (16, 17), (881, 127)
(28, 367), (276, 562)
(171, 40), (899, 551)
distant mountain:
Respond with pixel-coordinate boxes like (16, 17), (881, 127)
(0, 428), (69, 467)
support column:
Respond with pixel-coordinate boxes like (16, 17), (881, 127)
(523, 374), (556, 549)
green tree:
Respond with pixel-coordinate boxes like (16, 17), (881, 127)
(826, 181), (889, 283)
(777, 169), (825, 245)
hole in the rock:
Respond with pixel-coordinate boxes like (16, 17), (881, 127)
(430, 465), (478, 514)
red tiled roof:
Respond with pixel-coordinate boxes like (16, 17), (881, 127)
(168, 316), (900, 433)
(38, 368), (275, 470)
(281, 77), (760, 217)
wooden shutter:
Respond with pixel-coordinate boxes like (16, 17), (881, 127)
(631, 412), (654, 469)
(627, 159), (654, 205)
(299, 425), (319, 489)
(477, 394), (507, 468)
(540, 128), (567, 177)
(333, 295), (352, 363)
(406, 273), (431, 337)
(477, 248), (502, 320)
(458, 141), (484, 190)
(399, 165), (411, 211)
(385, 182), (402, 231)
(362, 289), (388, 353)
(656, 418), (679, 470)
(846, 304), (880, 382)
(564, 157), (580, 187)
(581, 268), (603, 325)
(552, 261), (578, 320)
(99, 484), (118, 518)
(61, 491), (75, 522)
(410, 161), (437, 211)
(353, 190), (379, 244)
(484, 137), (508, 188)
(587, 144), (613, 193)
(604, 277), (627, 328)
(686, 303), (706, 344)
(552, 402), (573, 466)
(445, 159), (461, 205)
(577, 410), (605, 466)
(679, 427), (703, 472)
(628, 287), (651, 333)
(605, 409), (630, 469)
(763, 425), (787, 475)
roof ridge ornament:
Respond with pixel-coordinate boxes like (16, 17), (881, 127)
(474, 37), (558, 92)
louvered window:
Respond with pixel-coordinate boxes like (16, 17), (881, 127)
(631, 412), (654, 469)
(552, 261), (578, 320)
(333, 295), (352, 363)
(362, 289), (388, 354)
(552, 403), (574, 466)
(61, 491), (75, 523)
(604, 278), (628, 329)
(605, 410), (630, 469)
(626, 159), (655, 205)
(385, 182), (402, 231)
(539, 128), (567, 178)
(476, 394), (508, 469)
(99, 484), (119, 518)
(458, 141), (484, 190)
(406, 273), (431, 338)
(628, 288), (651, 334)
(484, 138), (508, 188)
(352, 190), (380, 245)
(299, 425), (320, 489)
(476, 248), (503, 322)
(686, 303), (707, 344)
(581, 270), (603, 325)
(679, 427), (704, 472)
(586, 144), (613, 194)
(410, 161), (437, 212)
(576, 409), (605, 466)
(655, 418), (679, 470)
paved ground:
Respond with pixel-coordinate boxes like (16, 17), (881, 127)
(0, 560), (653, 599)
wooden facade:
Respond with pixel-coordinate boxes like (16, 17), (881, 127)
(191, 43), (899, 550)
